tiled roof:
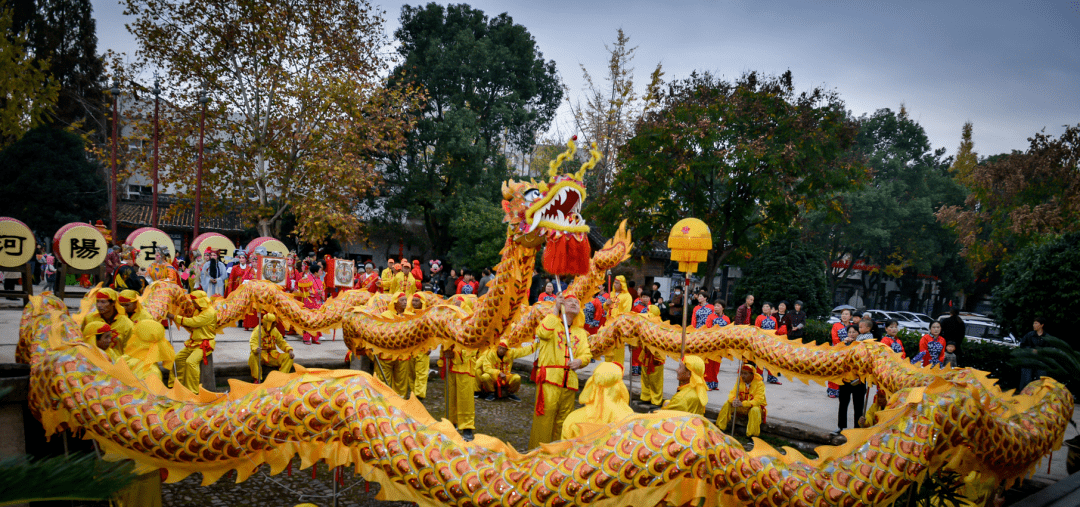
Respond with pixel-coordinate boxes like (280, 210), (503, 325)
(117, 198), (247, 233)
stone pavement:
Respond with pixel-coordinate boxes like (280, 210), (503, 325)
(2, 298), (1075, 485)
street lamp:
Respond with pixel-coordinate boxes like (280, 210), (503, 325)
(194, 89), (209, 238)
(152, 73), (161, 228)
(109, 79), (120, 244)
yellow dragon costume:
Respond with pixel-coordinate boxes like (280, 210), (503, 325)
(16, 140), (1073, 506)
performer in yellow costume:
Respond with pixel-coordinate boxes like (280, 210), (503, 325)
(376, 292), (412, 397)
(83, 288), (134, 350)
(663, 355), (708, 416)
(146, 246), (180, 285)
(82, 321), (121, 361)
(122, 320), (175, 381)
(604, 275), (632, 369)
(406, 294), (429, 399)
(716, 362), (767, 437)
(561, 362), (634, 440)
(529, 294), (593, 448)
(638, 305), (666, 406)
(168, 290), (218, 393)
(248, 313), (295, 382)
(477, 339), (535, 401)
(118, 289), (153, 324)
(112, 319), (171, 507)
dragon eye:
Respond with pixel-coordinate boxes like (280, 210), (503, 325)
(523, 189), (540, 202)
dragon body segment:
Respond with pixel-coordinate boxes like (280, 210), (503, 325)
(20, 293), (1072, 507)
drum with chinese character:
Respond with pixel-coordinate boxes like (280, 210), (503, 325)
(192, 232), (236, 261)
(53, 222), (107, 271)
(125, 227), (174, 269)
(0, 217), (36, 268)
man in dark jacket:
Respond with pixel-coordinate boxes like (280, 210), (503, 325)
(941, 308), (966, 351)
(1018, 317), (1051, 388)
(786, 300), (807, 340)
(734, 294), (755, 325)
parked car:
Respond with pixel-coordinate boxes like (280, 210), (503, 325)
(884, 311), (927, 333)
(963, 321), (1018, 347)
(896, 311), (934, 330)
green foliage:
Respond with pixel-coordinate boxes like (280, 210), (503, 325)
(0, 125), (106, 234)
(0, 1), (58, 147)
(447, 200), (506, 273)
(803, 319), (832, 346)
(733, 232), (831, 319)
(803, 107), (970, 313)
(992, 232), (1080, 348)
(0, 452), (135, 505)
(590, 70), (863, 291)
(8, 0), (105, 135)
(1011, 335), (1080, 395)
(384, 2), (562, 255)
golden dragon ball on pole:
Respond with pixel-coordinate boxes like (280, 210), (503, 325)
(667, 218), (711, 359)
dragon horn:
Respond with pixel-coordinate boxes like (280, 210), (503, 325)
(576, 141), (602, 180)
(548, 138), (578, 178)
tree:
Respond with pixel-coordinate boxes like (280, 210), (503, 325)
(591, 70), (864, 292)
(992, 231), (1080, 348)
(802, 108), (969, 313)
(9, 0), (105, 136)
(0, 125), (106, 234)
(567, 29), (663, 198)
(0, 2), (57, 148)
(382, 2), (562, 256)
(121, 0), (421, 243)
(732, 231), (831, 319)
(937, 124), (1080, 299)
(447, 199), (505, 272)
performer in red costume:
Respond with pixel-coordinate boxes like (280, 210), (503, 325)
(703, 298), (731, 390)
(582, 286), (609, 335)
(227, 251), (258, 329)
(355, 262), (382, 293)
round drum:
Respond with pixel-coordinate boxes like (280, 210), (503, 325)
(53, 222), (107, 270)
(246, 236), (288, 257)
(0, 217), (36, 268)
(192, 232), (236, 261)
(124, 227), (174, 268)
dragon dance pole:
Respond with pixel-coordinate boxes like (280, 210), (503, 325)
(731, 360), (744, 436)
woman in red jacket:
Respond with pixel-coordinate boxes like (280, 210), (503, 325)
(703, 298), (730, 390)
(918, 321), (946, 367)
(828, 309), (853, 398)
(880, 320), (906, 358)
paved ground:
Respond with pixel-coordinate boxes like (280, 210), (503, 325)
(3, 294), (1076, 500)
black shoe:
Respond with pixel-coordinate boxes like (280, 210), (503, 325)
(474, 392), (481, 399)
(483, 393), (496, 401)
(507, 394), (521, 402)
(830, 428), (844, 436)
(461, 429), (474, 442)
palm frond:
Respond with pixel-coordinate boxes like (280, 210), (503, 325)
(0, 453), (135, 506)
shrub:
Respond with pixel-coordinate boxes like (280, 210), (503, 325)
(804, 319), (833, 345)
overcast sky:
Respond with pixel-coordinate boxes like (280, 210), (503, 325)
(91, 0), (1080, 158)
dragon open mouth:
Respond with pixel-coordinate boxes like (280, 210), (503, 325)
(527, 184), (588, 236)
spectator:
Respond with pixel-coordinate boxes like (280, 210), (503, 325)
(456, 271), (479, 295)
(627, 280), (639, 300)
(539, 282), (556, 302)
(942, 342), (958, 368)
(775, 301), (790, 334)
(860, 312), (881, 339)
(529, 271), (543, 304)
(941, 308), (965, 352)
(827, 309), (853, 398)
(668, 284), (684, 326)
(478, 267), (494, 296)
(650, 282), (667, 320)
(880, 320), (906, 357)
(754, 303), (782, 385)
(734, 294), (755, 325)
(832, 320), (865, 435)
(1018, 317), (1051, 388)
(917, 321), (946, 368)
(855, 319), (874, 341)
(787, 300), (807, 340)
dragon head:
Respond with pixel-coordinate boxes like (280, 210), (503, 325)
(502, 138), (599, 247)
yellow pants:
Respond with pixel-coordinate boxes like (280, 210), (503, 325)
(174, 346), (206, 394)
(716, 403), (764, 437)
(374, 358), (411, 398)
(640, 365), (665, 405)
(115, 471), (161, 507)
(446, 372), (475, 430)
(529, 383), (576, 448)
(602, 344), (625, 369)
(248, 350), (294, 380)
(412, 353), (429, 399)
(479, 372), (521, 395)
